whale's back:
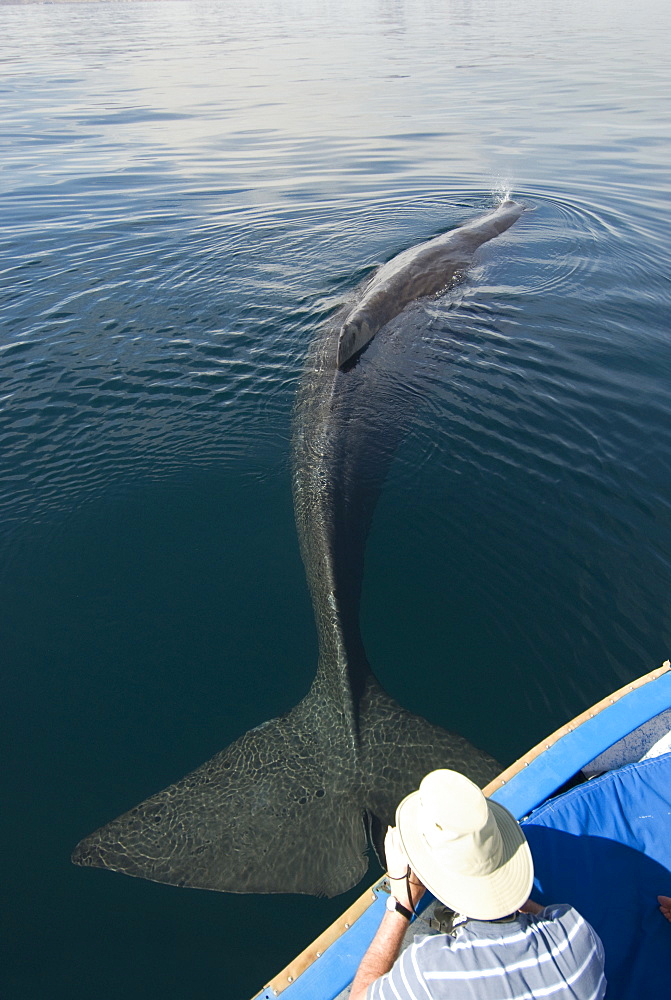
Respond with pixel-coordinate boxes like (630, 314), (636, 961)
(336, 199), (525, 368)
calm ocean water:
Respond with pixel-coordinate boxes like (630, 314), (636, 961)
(1, 0), (670, 996)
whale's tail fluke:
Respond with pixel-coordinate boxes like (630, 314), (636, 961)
(72, 702), (370, 896)
(71, 676), (499, 897)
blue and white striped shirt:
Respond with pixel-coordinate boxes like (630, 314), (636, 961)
(367, 904), (606, 1000)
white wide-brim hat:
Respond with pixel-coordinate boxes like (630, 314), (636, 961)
(396, 769), (534, 920)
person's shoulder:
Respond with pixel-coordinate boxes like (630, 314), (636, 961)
(529, 903), (606, 976)
(532, 904), (603, 947)
(407, 931), (450, 953)
(403, 929), (463, 967)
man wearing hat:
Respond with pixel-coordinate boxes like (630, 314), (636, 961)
(351, 769), (606, 1000)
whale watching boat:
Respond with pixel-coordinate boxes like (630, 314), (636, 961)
(251, 660), (671, 1000)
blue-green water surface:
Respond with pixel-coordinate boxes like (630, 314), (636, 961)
(1, 0), (670, 997)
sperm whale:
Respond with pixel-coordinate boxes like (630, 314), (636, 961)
(72, 199), (524, 897)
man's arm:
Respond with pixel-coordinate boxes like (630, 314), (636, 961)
(349, 907), (413, 1000)
(350, 827), (426, 1000)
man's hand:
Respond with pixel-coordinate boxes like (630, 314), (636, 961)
(384, 826), (426, 912)
(658, 895), (671, 922)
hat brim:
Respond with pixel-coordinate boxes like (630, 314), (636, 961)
(396, 789), (534, 920)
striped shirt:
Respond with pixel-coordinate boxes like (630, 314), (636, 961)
(367, 904), (606, 1000)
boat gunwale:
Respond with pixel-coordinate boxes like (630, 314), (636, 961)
(253, 660), (671, 999)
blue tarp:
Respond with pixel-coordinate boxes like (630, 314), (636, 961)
(493, 667), (671, 819)
(522, 751), (671, 999)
